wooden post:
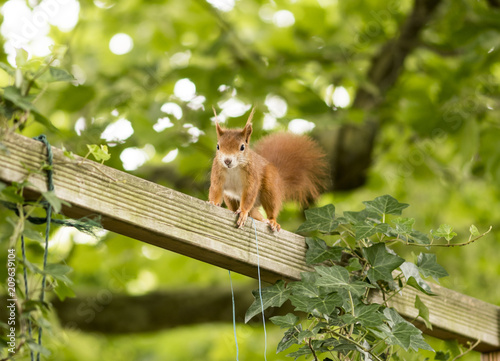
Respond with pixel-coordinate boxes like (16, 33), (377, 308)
(482, 352), (500, 361)
(1, 131), (500, 352)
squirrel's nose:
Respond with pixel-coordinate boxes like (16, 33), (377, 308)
(224, 158), (232, 166)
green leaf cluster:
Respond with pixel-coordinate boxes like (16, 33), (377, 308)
(246, 195), (457, 361)
(1, 47), (73, 132)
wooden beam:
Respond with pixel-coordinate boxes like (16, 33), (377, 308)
(1, 132), (499, 352)
(482, 352), (500, 361)
(0, 132), (311, 283)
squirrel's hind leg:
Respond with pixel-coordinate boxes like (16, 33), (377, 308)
(261, 196), (282, 232)
(223, 195), (240, 212)
(249, 208), (265, 222)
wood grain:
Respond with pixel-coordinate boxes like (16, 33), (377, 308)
(1, 132), (499, 352)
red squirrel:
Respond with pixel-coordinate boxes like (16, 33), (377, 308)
(209, 107), (328, 231)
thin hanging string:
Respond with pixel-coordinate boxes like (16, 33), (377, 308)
(228, 270), (239, 361)
(21, 235), (34, 361)
(251, 218), (267, 361)
(33, 135), (53, 361)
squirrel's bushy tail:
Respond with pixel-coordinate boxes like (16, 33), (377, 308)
(254, 133), (329, 205)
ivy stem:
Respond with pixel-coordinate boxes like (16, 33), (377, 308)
(388, 226), (492, 248)
(307, 338), (318, 361)
(347, 291), (355, 336)
(451, 339), (480, 361)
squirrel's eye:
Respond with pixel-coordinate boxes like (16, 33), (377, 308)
(216, 144), (219, 150)
(240, 144), (245, 151)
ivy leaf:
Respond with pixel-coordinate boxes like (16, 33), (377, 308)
(287, 341), (328, 359)
(277, 325), (301, 353)
(391, 321), (433, 351)
(289, 292), (342, 316)
(305, 237), (343, 265)
(415, 295), (432, 330)
(417, 253), (448, 281)
(409, 230), (431, 245)
(27, 341), (51, 356)
(383, 308), (433, 352)
(314, 265), (349, 289)
(346, 258), (362, 272)
(245, 280), (290, 323)
(343, 208), (380, 223)
(363, 243), (405, 283)
(469, 224), (480, 237)
(288, 294), (311, 313)
(392, 217), (415, 239)
(355, 304), (387, 327)
(308, 293), (343, 316)
(54, 280), (76, 301)
(15, 48), (29, 67)
(48, 67), (75, 82)
(297, 330), (315, 342)
(435, 351), (451, 361)
(289, 276), (321, 298)
(0, 185), (24, 203)
(2, 86), (58, 132)
(22, 224), (44, 243)
(297, 204), (338, 233)
(42, 191), (71, 214)
(400, 262), (434, 295)
(3, 86), (36, 111)
(353, 221), (389, 240)
(341, 304), (386, 328)
(43, 263), (73, 284)
(87, 144), (111, 162)
(315, 266), (370, 296)
(270, 313), (299, 329)
(287, 345), (313, 359)
(363, 195), (409, 216)
(431, 224), (457, 241)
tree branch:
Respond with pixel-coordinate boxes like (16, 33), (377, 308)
(331, 0), (444, 190)
(354, 0), (444, 109)
(22, 286), (296, 334)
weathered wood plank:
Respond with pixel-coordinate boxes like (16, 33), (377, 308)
(0, 131), (311, 283)
(482, 352), (500, 361)
(371, 284), (500, 352)
(1, 132), (499, 352)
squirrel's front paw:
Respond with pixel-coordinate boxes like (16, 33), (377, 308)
(266, 219), (281, 232)
(208, 200), (221, 207)
(236, 209), (248, 229)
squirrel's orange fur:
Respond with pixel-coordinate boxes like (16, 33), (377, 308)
(209, 108), (328, 231)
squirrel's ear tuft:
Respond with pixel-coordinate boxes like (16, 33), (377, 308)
(242, 107), (255, 143)
(243, 122), (252, 143)
(212, 106), (224, 137)
(245, 107), (256, 127)
(215, 121), (224, 138)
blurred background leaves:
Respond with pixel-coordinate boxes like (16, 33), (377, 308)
(0, 0), (499, 359)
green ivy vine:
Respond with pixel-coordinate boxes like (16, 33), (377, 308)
(245, 195), (490, 361)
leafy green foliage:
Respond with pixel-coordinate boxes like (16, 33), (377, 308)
(0, 167), (76, 359)
(415, 295), (432, 330)
(417, 253), (449, 281)
(245, 196), (475, 361)
(363, 194), (409, 217)
(297, 204), (338, 233)
(1, 0), (498, 359)
(86, 144), (111, 163)
(363, 243), (405, 283)
(432, 224), (458, 242)
(1, 46), (73, 132)
(304, 237), (343, 265)
(245, 280), (290, 323)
